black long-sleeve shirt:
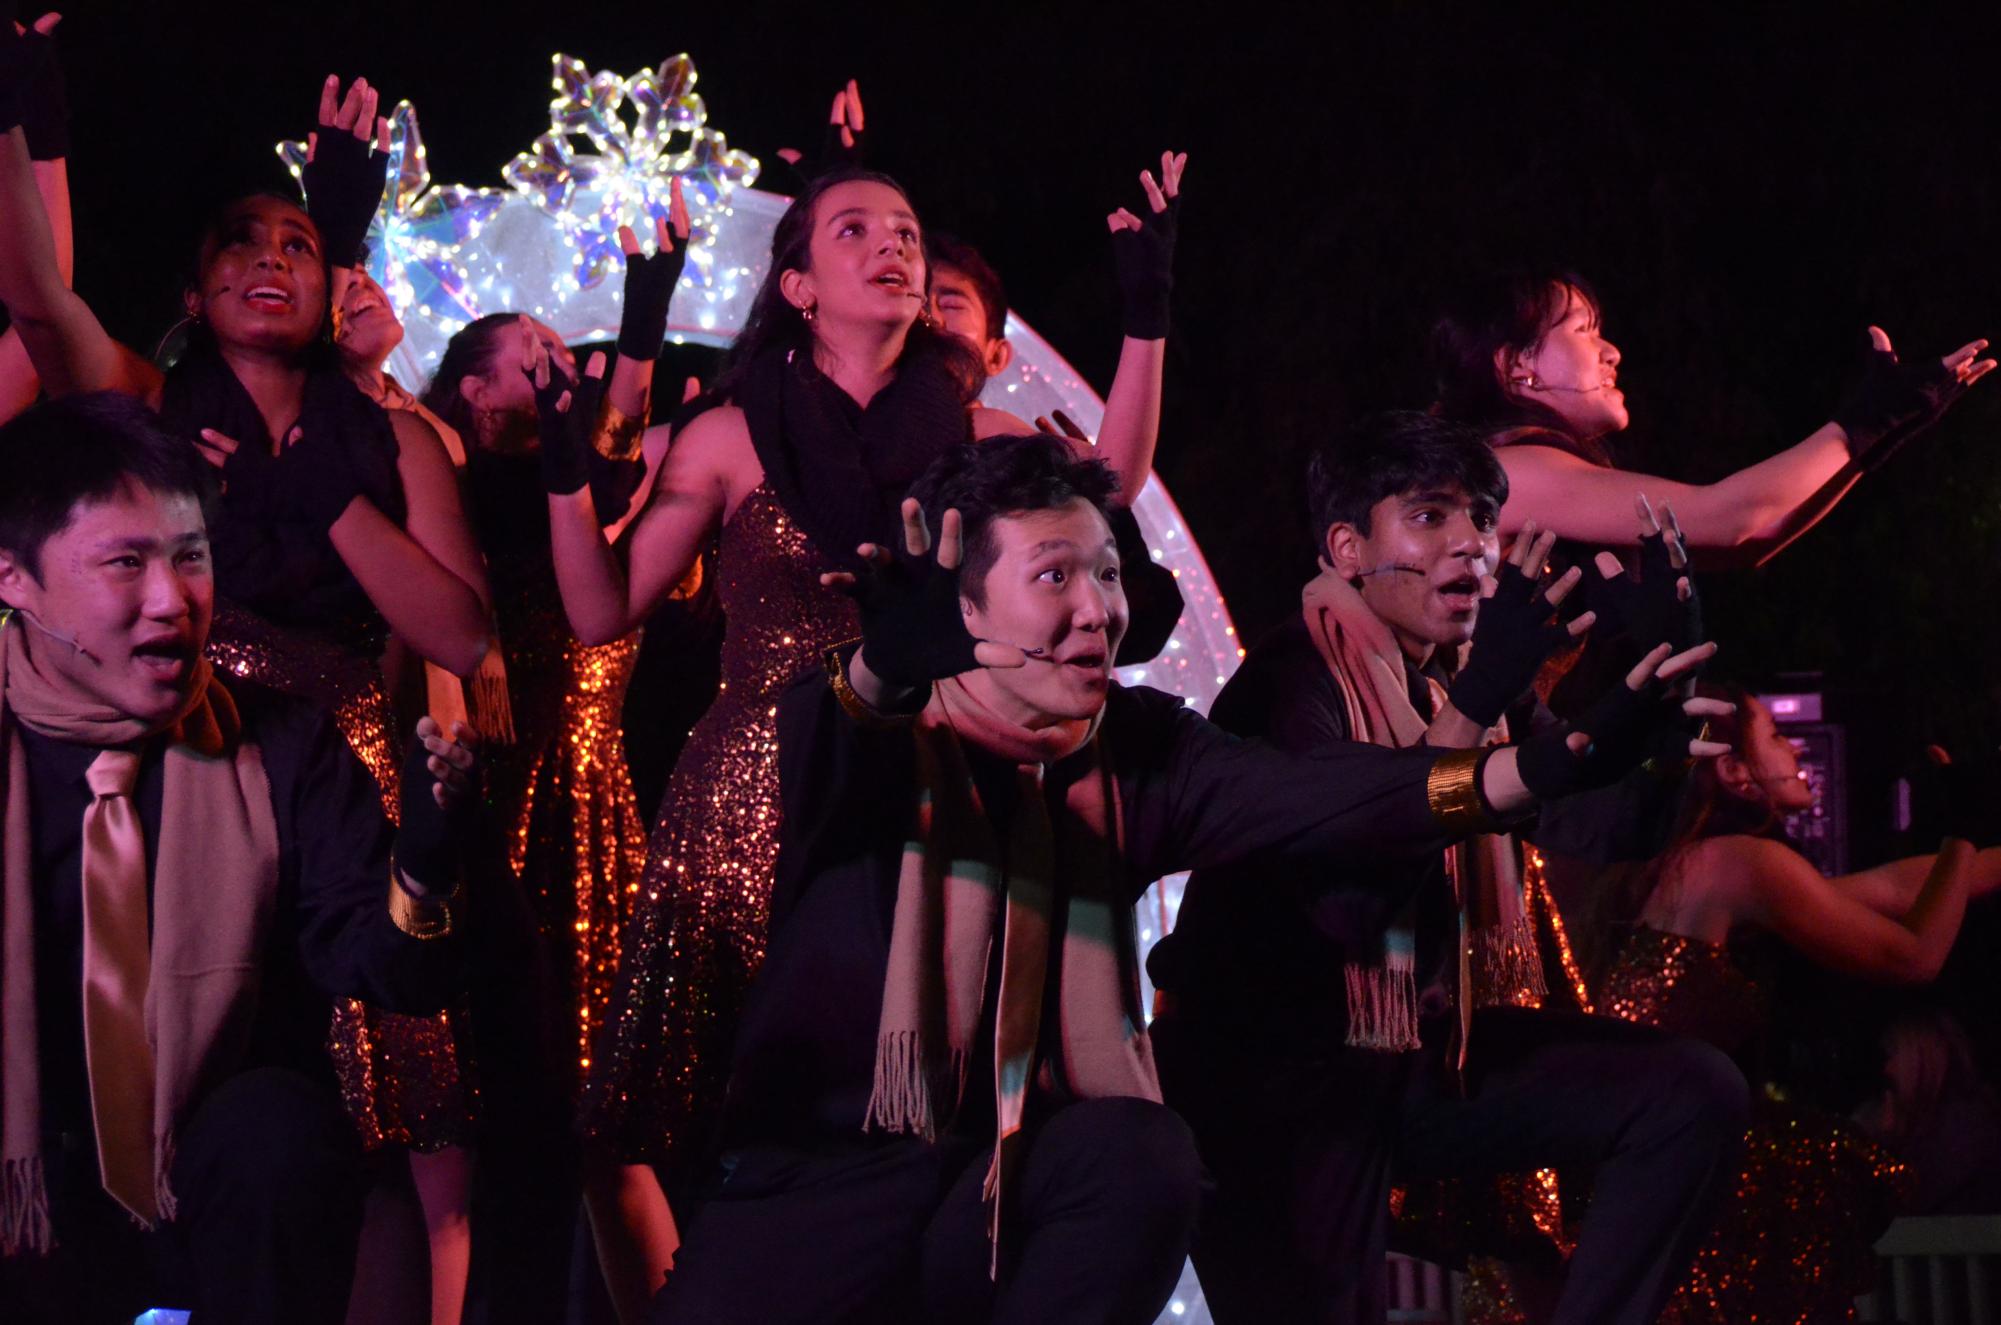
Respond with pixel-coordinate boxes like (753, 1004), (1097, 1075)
(21, 680), (460, 1139)
(718, 656), (1457, 1151)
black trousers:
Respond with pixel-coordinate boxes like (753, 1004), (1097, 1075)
(1157, 1007), (1751, 1325)
(650, 1097), (1203, 1325)
(1, 1067), (366, 1325)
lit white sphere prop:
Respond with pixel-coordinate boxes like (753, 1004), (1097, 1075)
(287, 55), (1237, 1324)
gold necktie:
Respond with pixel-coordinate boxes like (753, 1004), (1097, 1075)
(81, 748), (157, 1224)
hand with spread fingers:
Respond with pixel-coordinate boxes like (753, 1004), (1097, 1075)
(300, 74), (391, 270)
(1108, 150), (1187, 340)
(520, 315), (606, 495)
(1514, 641), (1734, 801)
(1447, 522), (1592, 730)
(615, 176), (691, 363)
(1586, 494), (1703, 656)
(776, 78), (867, 176)
(1832, 325), (1995, 470)
(821, 497), (1028, 702)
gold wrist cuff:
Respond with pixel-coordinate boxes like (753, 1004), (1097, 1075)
(591, 398), (646, 461)
(824, 644), (927, 729)
(389, 868), (464, 940)
(1426, 748), (1495, 836)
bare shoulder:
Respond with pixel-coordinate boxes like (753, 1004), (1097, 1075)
(387, 404), (449, 460)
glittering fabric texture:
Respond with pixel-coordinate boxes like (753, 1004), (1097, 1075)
(206, 600), (476, 1152)
(582, 483), (858, 1164)
(483, 584), (648, 1095)
(1602, 926), (1907, 1325)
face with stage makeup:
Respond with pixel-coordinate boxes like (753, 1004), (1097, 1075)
(183, 196), (329, 358)
(0, 482), (214, 724)
(959, 499), (1129, 728)
(1323, 482), (1501, 665)
(1499, 283), (1628, 439)
(1714, 695), (1815, 814)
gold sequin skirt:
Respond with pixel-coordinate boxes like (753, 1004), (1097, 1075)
(207, 601), (477, 1152)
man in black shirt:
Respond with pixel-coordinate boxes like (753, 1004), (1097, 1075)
(0, 394), (479, 1324)
(1149, 411), (1750, 1324)
(651, 431), (1726, 1325)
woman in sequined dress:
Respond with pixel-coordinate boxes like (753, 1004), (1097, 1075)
(545, 167), (1043, 1318)
(1589, 688), (2001, 1322)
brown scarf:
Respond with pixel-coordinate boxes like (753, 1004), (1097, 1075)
(864, 675), (1159, 1271)
(1, 615), (279, 1253)
(1300, 567), (1542, 1059)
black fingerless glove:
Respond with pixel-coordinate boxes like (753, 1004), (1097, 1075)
(822, 114), (866, 171)
(1831, 339), (1967, 470)
(1514, 672), (1678, 801)
(1937, 756), (2000, 845)
(0, 19), (64, 159)
(1447, 560), (1573, 729)
(300, 126), (385, 269)
(1585, 530), (1703, 656)
(846, 546), (980, 690)
(395, 731), (475, 893)
(526, 360), (603, 496)
(616, 237), (686, 361)
(1110, 197), (1178, 340)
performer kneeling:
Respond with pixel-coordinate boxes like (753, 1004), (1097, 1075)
(652, 430), (1723, 1325)
(0, 394), (480, 1325)
(1148, 410), (1751, 1325)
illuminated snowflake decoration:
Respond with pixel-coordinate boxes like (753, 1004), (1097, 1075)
(502, 53), (759, 289)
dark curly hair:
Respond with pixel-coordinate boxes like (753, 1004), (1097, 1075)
(907, 432), (1119, 607)
(1304, 409), (1508, 549)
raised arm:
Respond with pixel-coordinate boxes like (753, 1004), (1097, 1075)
(1498, 329), (1993, 566)
(1093, 150), (1186, 500)
(0, 152), (69, 420)
(548, 379), (731, 645)
(1824, 847), (2001, 916)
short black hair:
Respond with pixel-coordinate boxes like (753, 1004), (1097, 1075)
(927, 232), (1009, 343)
(0, 393), (215, 581)
(907, 433), (1119, 607)
(1304, 410), (1508, 546)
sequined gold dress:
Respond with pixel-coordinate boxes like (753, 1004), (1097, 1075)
(1599, 924), (1907, 1324)
(582, 482), (859, 1167)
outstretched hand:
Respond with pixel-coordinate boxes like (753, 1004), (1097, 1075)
(821, 497), (1027, 697)
(615, 177), (691, 361)
(1513, 640), (1734, 801)
(1831, 325), (1995, 470)
(300, 74), (391, 268)
(1586, 494), (1702, 657)
(1447, 522), (1591, 730)
(1109, 150), (1186, 340)
(776, 78), (866, 173)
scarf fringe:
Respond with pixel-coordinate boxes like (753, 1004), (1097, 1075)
(1472, 912), (1548, 1009)
(1343, 958), (1421, 1052)
(863, 1031), (967, 1143)
(2, 1155), (52, 1256)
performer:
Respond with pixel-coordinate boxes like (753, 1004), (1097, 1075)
(551, 158), (1158, 1315)
(652, 430), (1724, 1324)
(1590, 688), (2001, 1323)
(1147, 411), (1749, 1325)
(0, 393), (479, 1325)
(1429, 268), (1994, 564)
(0, 61), (498, 1324)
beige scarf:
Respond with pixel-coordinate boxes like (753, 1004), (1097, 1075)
(1300, 567), (1542, 1059)
(864, 675), (1159, 1271)
(1, 614), (279, 1253)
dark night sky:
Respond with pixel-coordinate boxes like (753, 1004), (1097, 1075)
(41, 3), (2001, 756)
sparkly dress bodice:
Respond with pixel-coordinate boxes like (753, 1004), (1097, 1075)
(583, 481), (858, 1166)
(1597, 924), (1769, 1066)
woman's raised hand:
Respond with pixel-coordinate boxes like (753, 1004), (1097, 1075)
(301, 75), (391, 268)
(614, 176), (691, 362)
(1108, 150), (1187, 340)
